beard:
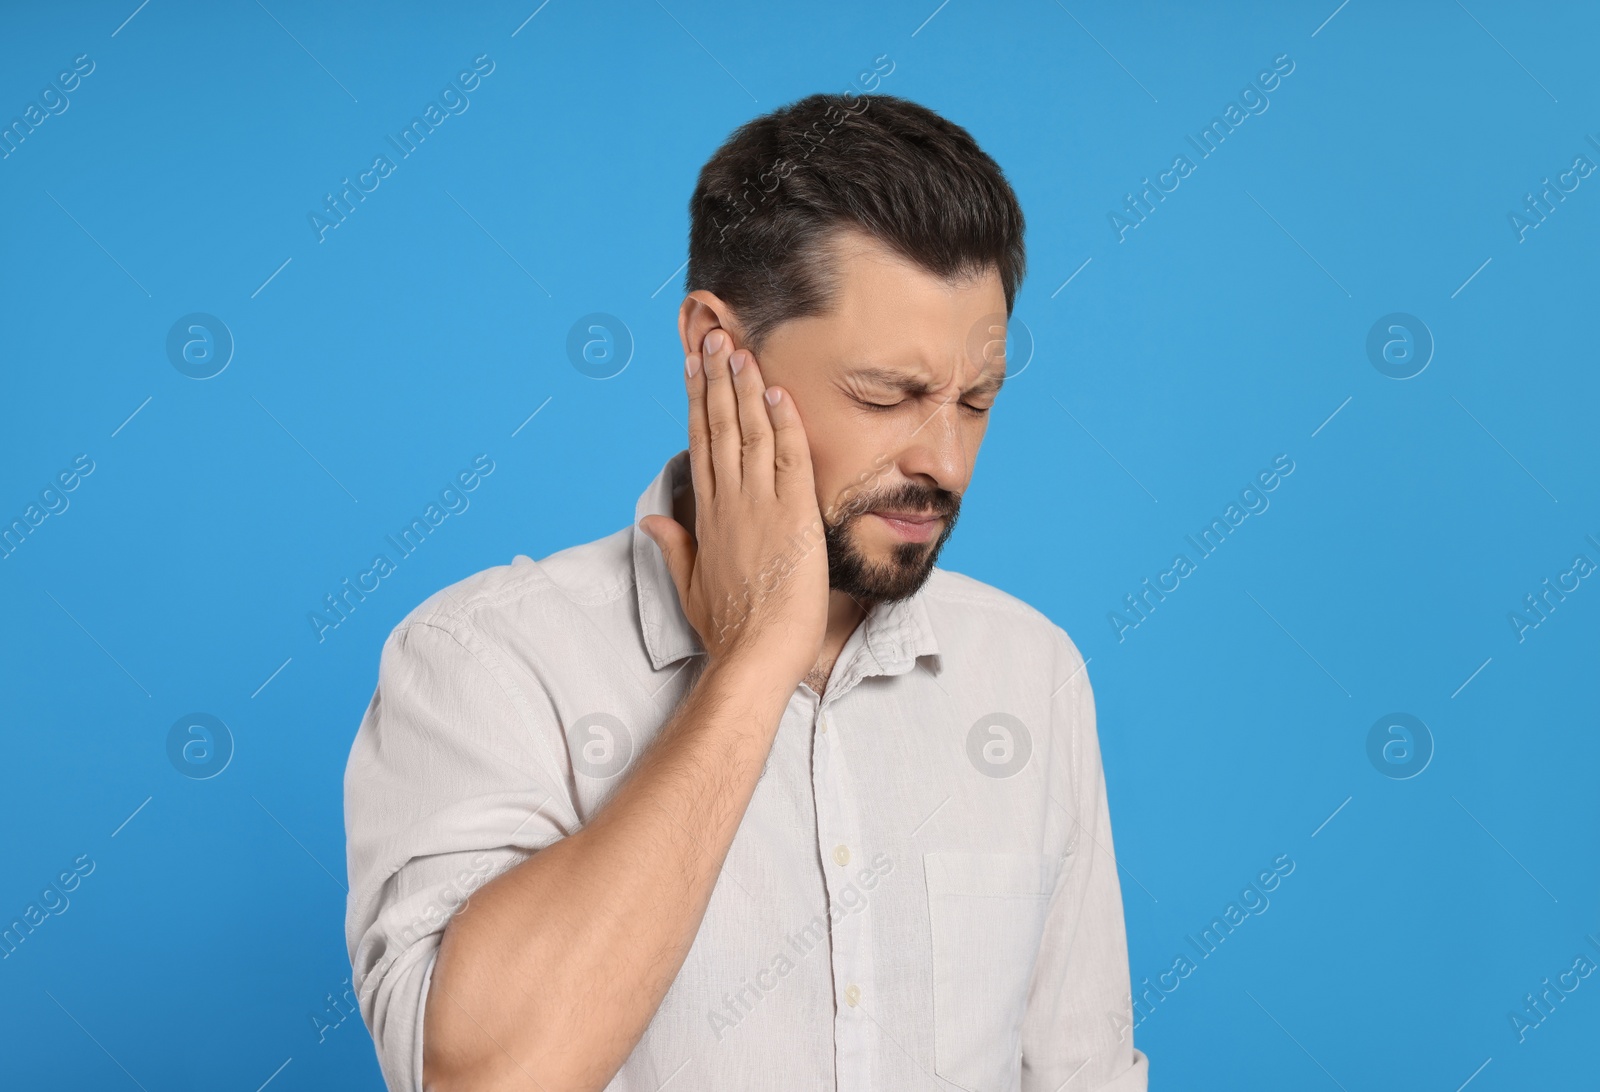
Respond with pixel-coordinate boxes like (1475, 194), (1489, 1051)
(823, 480), (962, 605)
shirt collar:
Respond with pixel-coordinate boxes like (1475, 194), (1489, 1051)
(631, 448), (942, 677)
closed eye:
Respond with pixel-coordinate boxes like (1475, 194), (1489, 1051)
(855, 396), (990, 416)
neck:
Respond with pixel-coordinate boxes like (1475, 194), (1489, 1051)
(822, 588), (868, 663)
(806, 591), (866, 696)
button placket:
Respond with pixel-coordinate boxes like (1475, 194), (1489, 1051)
(812, 703), (879, 1090)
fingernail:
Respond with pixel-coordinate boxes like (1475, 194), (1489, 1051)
(729, 351), (745, 376)
(764, 388), (781, 405)
(704, 330), (725, 354)
(686, 353), (701, 378)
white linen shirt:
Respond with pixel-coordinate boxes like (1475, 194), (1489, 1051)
(344, 448), (1149, 1092)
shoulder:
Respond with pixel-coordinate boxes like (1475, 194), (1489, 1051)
(922, 567), (1087, 674)
(388, 525), (636, 643)
(920, 568), (1101, 802)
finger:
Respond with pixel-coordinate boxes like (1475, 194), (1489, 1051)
(683, 349), (715, 505)
(729, 349), (775, 497)
(763, 386), (817, 507)
(701, 328), (743, 495)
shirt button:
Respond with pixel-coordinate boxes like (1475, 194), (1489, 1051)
(833, 844), (850, 867)
(819, 716), (829, 733)
(844, 984), (861, 1007)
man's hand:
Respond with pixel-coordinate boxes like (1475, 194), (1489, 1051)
(640, 328), (829, 689)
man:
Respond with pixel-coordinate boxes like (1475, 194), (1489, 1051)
(345, 92), (1148, 1091)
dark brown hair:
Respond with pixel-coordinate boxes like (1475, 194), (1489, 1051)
(686, 93), (1026, 352)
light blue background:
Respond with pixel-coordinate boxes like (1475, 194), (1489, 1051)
(3, 1), (1596, 1088)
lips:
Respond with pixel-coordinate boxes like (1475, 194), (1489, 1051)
(869, 510), (942, 543)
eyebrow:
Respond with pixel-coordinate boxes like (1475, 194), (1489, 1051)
(844, 364), (1006, 399)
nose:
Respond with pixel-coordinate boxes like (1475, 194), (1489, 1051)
(895, 393), (971, 496)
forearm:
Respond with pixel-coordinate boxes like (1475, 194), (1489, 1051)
(421, 653), (793, 1091)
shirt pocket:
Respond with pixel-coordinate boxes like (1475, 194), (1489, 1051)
(924, 851), (1064, 1092)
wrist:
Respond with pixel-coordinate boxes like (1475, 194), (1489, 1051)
(699, 650), (801, 713)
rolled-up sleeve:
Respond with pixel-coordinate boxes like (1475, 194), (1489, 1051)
(343, 619), (574, 1092)
(1021, 628), (1149, 1090)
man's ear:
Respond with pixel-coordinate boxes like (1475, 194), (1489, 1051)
(678, 290), (747, 357)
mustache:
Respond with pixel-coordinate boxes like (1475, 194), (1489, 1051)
(829, 481), (961, 526)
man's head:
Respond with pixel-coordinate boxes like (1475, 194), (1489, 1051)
(679, 93), (1025, 604)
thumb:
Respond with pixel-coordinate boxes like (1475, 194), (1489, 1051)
(638, 515), (696, 602)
